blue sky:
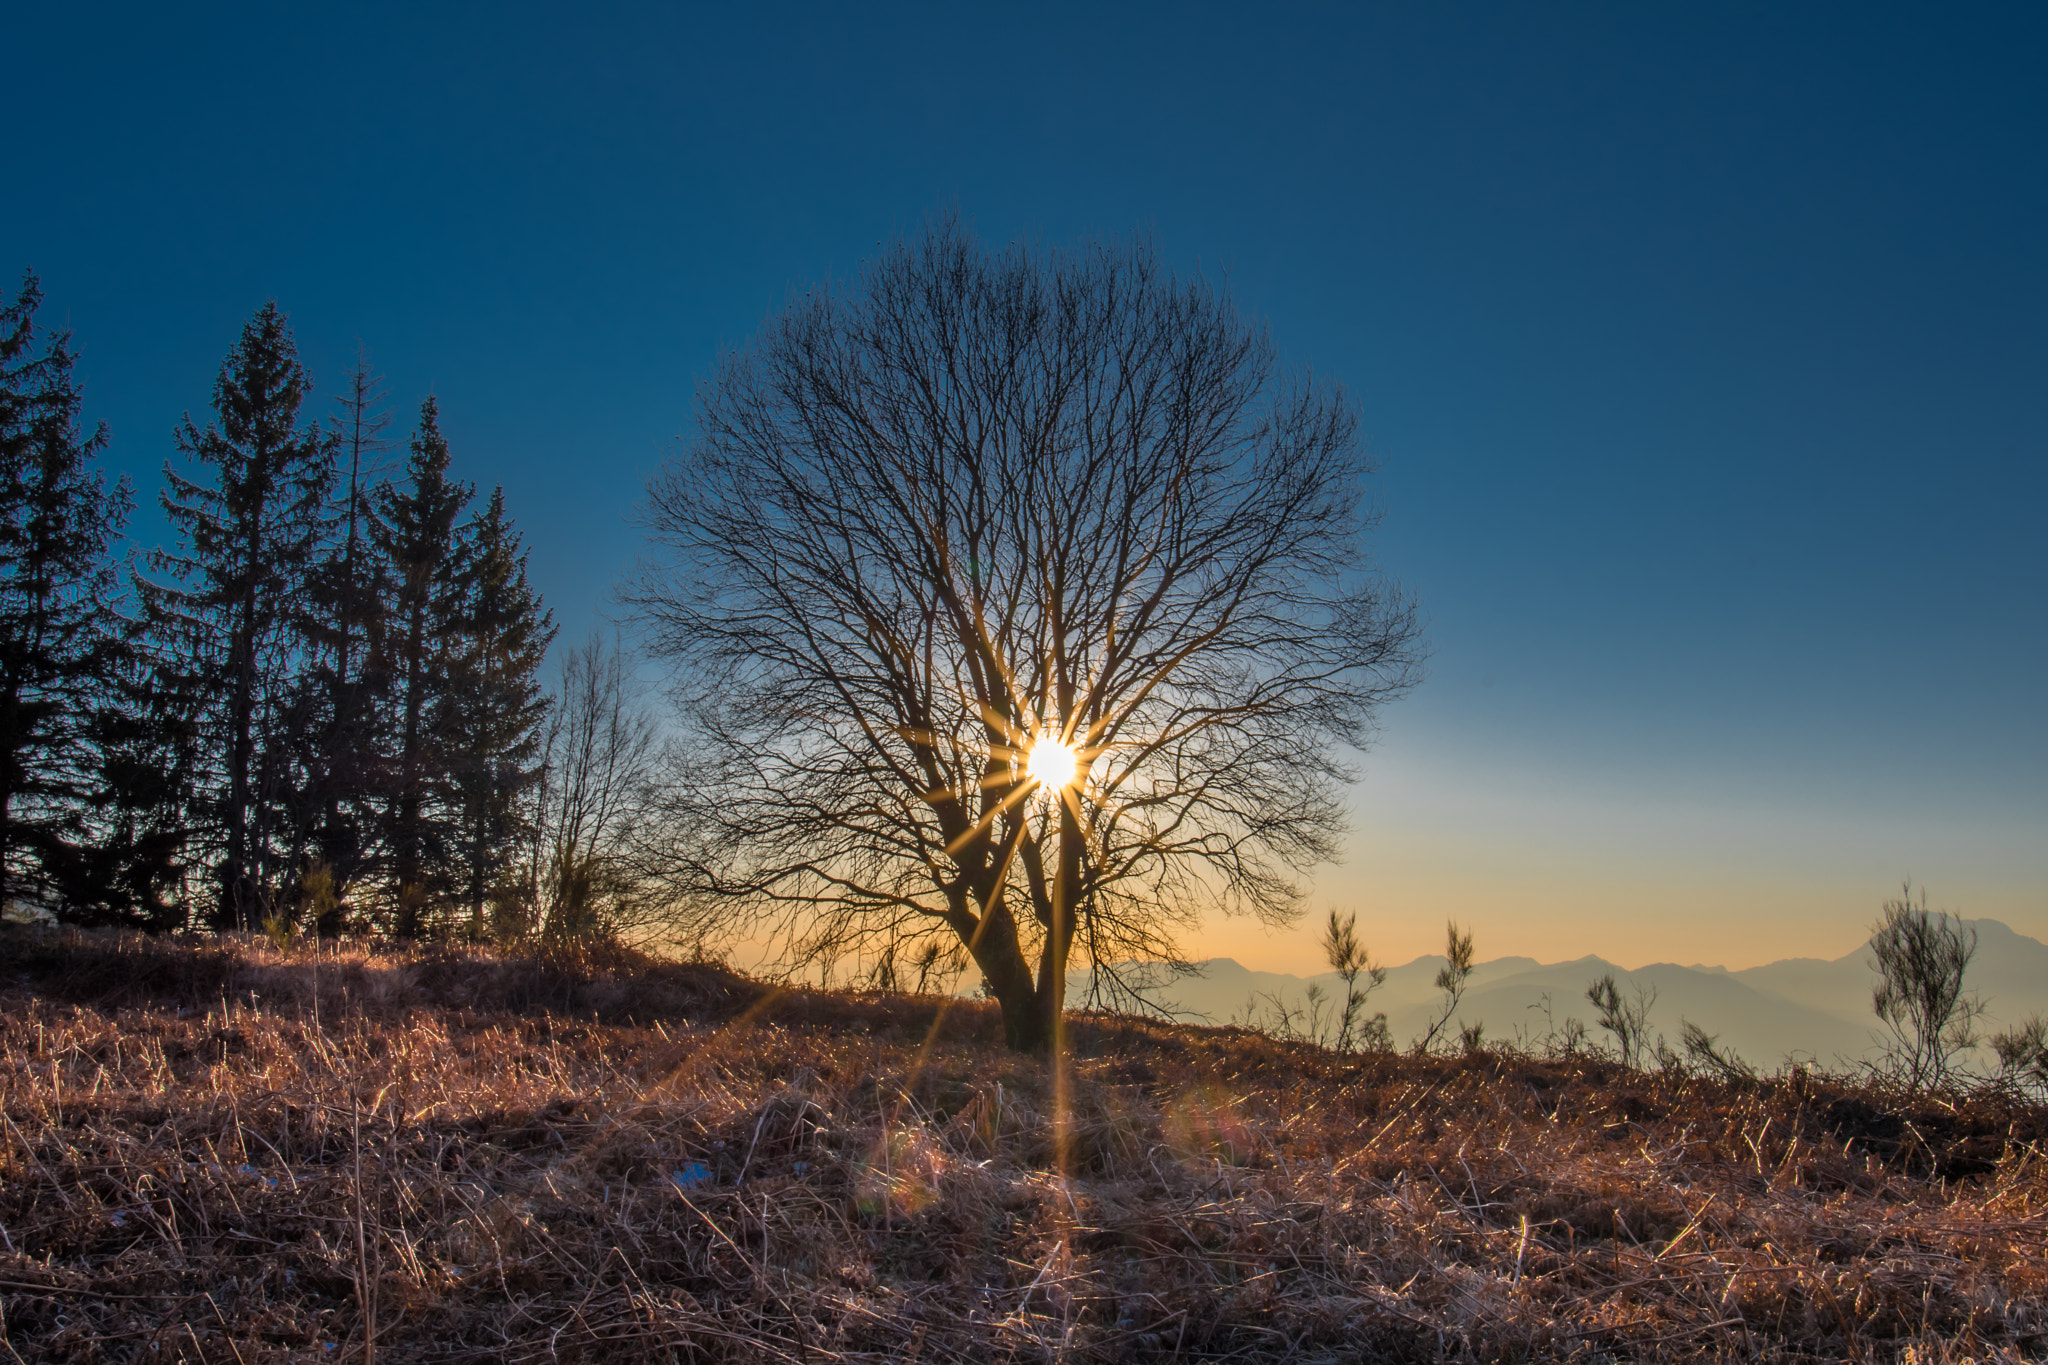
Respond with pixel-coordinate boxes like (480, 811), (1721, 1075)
(8, 2), (2043, 967)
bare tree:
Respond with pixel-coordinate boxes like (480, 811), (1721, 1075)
(504, 634), (664, 943)
(1869, 882), (1982, 1091)
(633, 220), (1421, 1052)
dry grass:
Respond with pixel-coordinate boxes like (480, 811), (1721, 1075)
(3, 927), (2046, 1363)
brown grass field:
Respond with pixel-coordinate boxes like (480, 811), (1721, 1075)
(2, 926), (2045, 1363)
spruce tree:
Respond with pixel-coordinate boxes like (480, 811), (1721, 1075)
(301, 346), (394, 923)
(446, 487), (553, 933)
(0, 272), (132, 918)
(65, 639), (202, 929)
(373, 397), (473, 936)
(143, 303), (336, 931)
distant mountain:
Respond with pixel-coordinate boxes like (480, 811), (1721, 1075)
(1070, 918), (2048, 1070)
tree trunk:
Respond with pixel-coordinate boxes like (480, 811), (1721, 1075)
(225, 589), (258, 934)
(322, 440), (365, 898)
(0, 772), (12, 918)
(1027, 801), (1086, 1055)
(0, 679), (18, 918)
(983, 936), (1049, 1052)
(392, 605), (427, 938)
(954, 804), (1088, 1055)
(946, 877), (1047, 1052)
(469, 823), (485, 936)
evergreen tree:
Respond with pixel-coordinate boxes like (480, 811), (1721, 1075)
(62, 638), (202, 929)
(252, 645), (331, 923)
(0, 272), (132, 917)
(143, 303), (336, 931)
(447, 487), (553, 933)
(373, 397), (473, 936)
(301, 346), (394, 925)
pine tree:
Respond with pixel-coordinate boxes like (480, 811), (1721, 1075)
(143, 303), (336, 931)
(446, 487), (553, 934)
(0, 272), (132, 918)
(373, 397), (473, 936)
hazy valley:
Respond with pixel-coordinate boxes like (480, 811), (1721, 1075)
(1078, 918), (2048, 1070)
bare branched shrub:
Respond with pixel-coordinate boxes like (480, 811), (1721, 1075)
(1869, 882), (1983, 1091)
(1990, 1015), (2048, 1098)
(1248, 988), (1308, 1042)
(1320, 909), (1389, 1052)
(910, 939), (968, 995)
(1587, 972), (1658, 1069)
(1681, 1019), (1755, 1083)
(1412, 919), (1475, 1054)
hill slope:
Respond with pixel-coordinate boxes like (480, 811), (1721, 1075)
(3, 927), (2046, 1363)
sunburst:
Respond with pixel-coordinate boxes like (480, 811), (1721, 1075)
(1025, 735), (1080, 789)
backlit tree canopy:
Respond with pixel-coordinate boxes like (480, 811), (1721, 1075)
(636, 221), (1422, 1051)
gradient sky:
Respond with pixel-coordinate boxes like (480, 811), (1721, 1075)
(8, 3), (2043, 972)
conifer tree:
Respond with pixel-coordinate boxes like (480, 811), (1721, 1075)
(253, 646), (332, 921)
(0, 272), (132, 917)
(447, 487), (553, 933)
(143, 303), (336, 931)
(64, 641), (201, 929)
(301, 346), (394, 922)
(373, 398), (473, 936)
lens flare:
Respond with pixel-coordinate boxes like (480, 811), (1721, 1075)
(1026, 737), (1079, 788)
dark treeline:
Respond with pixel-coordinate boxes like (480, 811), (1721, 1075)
(0, 276), (573, 940)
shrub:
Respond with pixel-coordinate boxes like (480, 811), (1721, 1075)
(1868, 883), (1982, 1091)
(1412, 919), (1475, 1054)
(1587, 973), (1658, 1069)
(1990, 1015), (2048, 1098)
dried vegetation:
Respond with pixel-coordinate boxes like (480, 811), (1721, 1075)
(3, 927), (2046, 1363)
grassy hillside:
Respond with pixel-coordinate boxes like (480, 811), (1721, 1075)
(3, 927), (2046, 1363)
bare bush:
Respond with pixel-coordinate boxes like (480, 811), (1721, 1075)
(1990, 1015), (2048, 1098)
(1320, 909), (1390, 1052)
(1681, 1019), (1755, 1083)
(1412, 919), (1475, 1054)
(1869, 882), (1983, 1091)
(1587, 972), (1658, 1069)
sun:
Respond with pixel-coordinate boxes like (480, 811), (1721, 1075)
(1026, 736), (1079, 789)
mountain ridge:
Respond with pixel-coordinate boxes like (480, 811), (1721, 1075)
(1071, 918), (2048, 1069)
